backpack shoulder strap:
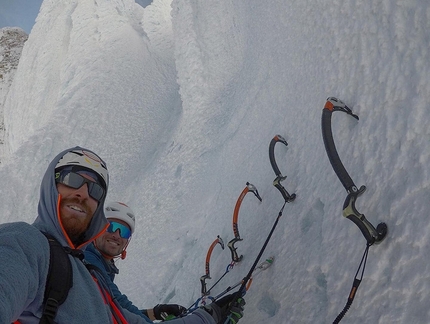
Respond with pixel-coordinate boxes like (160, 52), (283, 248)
(39, 232), (74, 324)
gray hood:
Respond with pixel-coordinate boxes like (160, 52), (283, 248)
(32, 146), (109, 249)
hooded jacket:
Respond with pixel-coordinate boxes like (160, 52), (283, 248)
(0, 147), (215, 324)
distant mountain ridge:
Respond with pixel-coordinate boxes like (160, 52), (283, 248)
(0, 27), (27, 161)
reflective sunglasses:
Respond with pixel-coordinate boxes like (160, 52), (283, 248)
(107, 221), (132, 239)
(55, 170), (106, 202)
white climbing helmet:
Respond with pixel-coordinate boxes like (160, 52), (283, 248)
(55, 148), (108, 189)
(105, 202), (136, 234)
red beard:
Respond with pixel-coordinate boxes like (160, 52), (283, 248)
(60, 197), (94, 245)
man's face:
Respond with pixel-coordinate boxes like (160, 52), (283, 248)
(95, 218), (130, 258)
(56, 173), (98, 244)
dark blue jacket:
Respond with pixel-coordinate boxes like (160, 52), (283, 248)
(84, 243), (153, 322)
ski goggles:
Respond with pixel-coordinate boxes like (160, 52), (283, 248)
(107, 221), (132, 239)
(55, 170), (106, 202)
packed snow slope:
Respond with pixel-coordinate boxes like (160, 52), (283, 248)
(1, 0), (430, 323)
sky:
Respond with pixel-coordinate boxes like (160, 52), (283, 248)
(1, 0), (430, 323)
(0, 0), (43, 34)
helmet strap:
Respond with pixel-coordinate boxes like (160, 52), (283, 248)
(120, 239), (131, 259)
